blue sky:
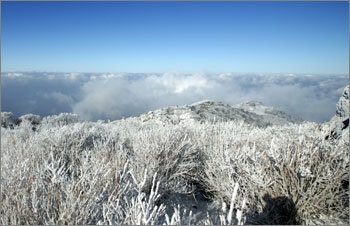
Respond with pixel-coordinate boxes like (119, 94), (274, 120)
(1, 1), (349, 74)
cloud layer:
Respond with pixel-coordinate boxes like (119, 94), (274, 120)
(1, 72), (348, 123)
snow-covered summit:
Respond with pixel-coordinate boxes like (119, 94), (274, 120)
(138, 100), (302, 127)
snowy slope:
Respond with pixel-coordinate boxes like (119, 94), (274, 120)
(234, 101), (304, 125)
(136, 100), (303, 127)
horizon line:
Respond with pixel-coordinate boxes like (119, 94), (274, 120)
(1, 70), (349, 76)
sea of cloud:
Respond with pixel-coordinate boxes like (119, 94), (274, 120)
(1, 72), (348, 123)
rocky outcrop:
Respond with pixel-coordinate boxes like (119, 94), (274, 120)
(324, 85), (349, 141)
(325, 118), (349, 140)
(336, 85), (349, 118)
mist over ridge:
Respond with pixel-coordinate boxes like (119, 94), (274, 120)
(1, 71), (348, 123)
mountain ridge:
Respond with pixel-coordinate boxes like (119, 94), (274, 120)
(2, 85), (348, 132)
(136, 100), (303, 127)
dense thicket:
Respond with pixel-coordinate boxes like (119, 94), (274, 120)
(1, 113), (349, 225)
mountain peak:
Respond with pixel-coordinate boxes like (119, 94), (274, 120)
(138, 100), (303, 127)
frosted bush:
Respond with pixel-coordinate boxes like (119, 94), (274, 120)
(1, 113), (348, 225)
(126, 125), (203, 195)
(18, 114), (41, 125)
(1, 112), (18, 128)
(200, 121), (349, 224)
(40, 113), (81, 129)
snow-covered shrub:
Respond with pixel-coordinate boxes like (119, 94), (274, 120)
(18, 114), (41, 126)
(1, 112), (18, 128)
(40, 113), (80, 129)
(125, 124), (203, 195)
(200, 121), (349, 224)
(0, 122), (162, 224)
(1, 114), (348, 224)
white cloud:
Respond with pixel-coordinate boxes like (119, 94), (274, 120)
(72, 73), (214, 120)
(64, 73), (78, 81)
(3, 72), (32, 78)
(1, 72), (348, 123)
(146, 72), (212, 94)
(43, 92), (74, 105)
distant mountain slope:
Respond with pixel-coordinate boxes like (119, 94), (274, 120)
(3, 85), (348, 131)
(137, 100), (303, 127)
(1, 100), (303, 129)
(234, 101), (304, 125)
